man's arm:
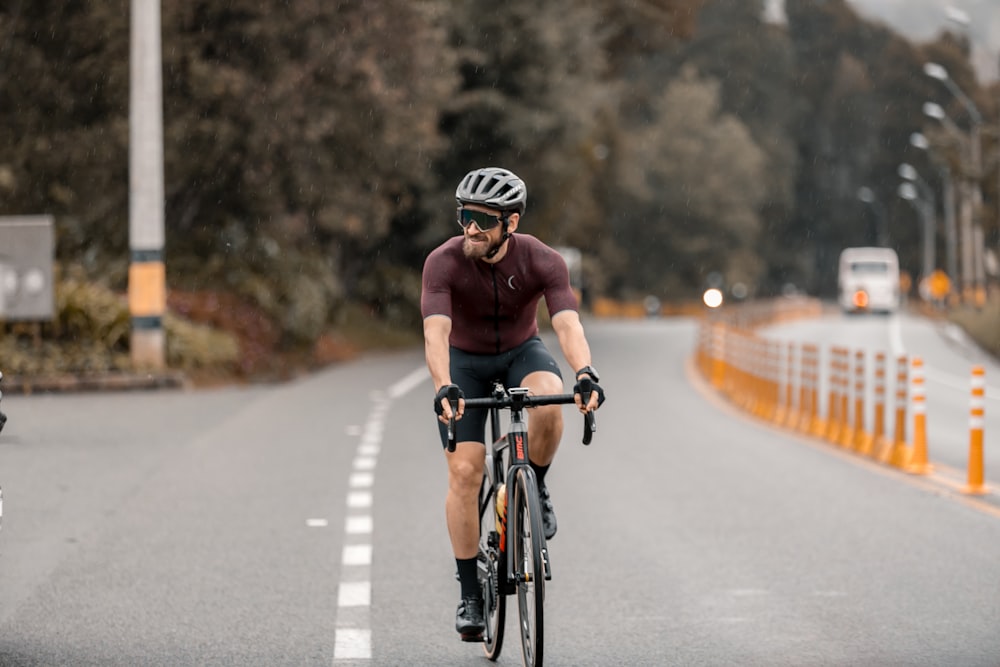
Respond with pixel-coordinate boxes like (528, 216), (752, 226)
(550, 310), (601, 412)
(424, 314), (462, 421)
(550, 310), (591, 373)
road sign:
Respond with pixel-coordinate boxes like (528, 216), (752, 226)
(0, 215), (55, 321)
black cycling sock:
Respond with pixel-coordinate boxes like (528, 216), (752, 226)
(530, 462), (550, 488)
(456, 557), (479, 599)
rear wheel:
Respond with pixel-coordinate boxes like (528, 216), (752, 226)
(512, 468), (544, 667)
(479, 475), (506, 660)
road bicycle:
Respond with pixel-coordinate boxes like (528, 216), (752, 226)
(445, 379), (597, 667)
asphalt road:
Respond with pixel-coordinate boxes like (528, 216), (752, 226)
(1, 315), (999, 666)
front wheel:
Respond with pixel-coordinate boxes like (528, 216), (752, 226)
(512, 468), (545, 667)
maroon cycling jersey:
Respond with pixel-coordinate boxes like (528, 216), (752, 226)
(421, 233), (579, 354)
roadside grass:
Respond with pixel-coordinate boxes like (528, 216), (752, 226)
(947, 290), (1000, 359)
(314, 302), (422, 366)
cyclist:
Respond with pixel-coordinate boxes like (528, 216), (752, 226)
(421, 166), (605, 641)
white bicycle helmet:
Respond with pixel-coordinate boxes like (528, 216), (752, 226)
(455, 167), (527, 215)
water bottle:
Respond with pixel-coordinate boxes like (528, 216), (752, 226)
(495, 484), (507, 532)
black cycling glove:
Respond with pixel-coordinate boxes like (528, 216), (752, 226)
(573, 378), (605, 407)
(433, 384), (464, 416)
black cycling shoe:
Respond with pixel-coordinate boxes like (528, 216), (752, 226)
(456, 594), (485, 642)
(539, 484), (557, 540)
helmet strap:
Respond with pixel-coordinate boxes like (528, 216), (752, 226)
(484, 217), (511, 259)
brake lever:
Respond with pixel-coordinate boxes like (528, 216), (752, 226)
(579, 377), (596, 445)
(446, 385), (461, 452)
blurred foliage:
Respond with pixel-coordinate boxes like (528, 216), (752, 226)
(0, 271), (239, 375)
(1, 0), (998, 375)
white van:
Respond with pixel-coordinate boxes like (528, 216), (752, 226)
(838, 247), (900, 314)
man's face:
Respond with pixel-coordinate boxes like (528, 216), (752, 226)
(460, 204), (506, 260)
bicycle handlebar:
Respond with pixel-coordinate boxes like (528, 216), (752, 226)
(446, 378), (597, 451)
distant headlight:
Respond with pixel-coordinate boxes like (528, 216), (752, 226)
(703, 288), (724, 308)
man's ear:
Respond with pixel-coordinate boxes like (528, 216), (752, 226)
(506, 212), (520, 232)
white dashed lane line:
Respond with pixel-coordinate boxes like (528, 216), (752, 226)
(332, 366), (428, 664)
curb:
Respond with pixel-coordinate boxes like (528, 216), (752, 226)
(1, 371), (189, 395)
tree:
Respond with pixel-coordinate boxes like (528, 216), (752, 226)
(611, 66), (767, 297)
(435, 1), (609, 252)
(160, 1), (457, 335)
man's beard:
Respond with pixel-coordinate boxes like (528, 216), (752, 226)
(462, 233), (501, 259)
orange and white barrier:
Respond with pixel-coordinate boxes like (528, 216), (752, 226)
(887, 355), (911, 469)
(824, 348), (843, 443)
(852, 350), (872, 452)
(907, 357), (931, 475)
(837, 348), (855, 448)
(693, 316), (989, 485)
(866, 352), (887, 458)
(964, 366), (988, 495)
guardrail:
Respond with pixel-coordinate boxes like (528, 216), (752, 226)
(694, 300), (989, 495)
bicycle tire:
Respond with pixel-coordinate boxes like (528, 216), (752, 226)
(479, 474), (506, 659)
(512, 467), (545, 667)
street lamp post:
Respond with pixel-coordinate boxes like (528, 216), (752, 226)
(857, 186), (888, 247)
(910, 132), (958, 288)
(925, 61), (986, 305)
(898, 163), (937, 285)
(923, 100), (976, 303)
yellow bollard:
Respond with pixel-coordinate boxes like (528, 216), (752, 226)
(838, 348), (856, 448)
(907, 357), (932, 475)
(710, 323), (726, 389)
(888, 354), (912, 468)
(797, 344), (811, 433)
(866, 352), (887, 458)
(807, 345), (826, 437)
(852, 350), (873, 452)
(825, 348), (842, 443)
(799, 344), (817, 434)
(781, 342), (798, 428)
(964, 366), (988, 495)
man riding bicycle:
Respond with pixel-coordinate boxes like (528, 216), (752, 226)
(421, 166), (605, 641)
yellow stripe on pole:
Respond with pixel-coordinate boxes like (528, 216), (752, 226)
(128, 260), (166, 317)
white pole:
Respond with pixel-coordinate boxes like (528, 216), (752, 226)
(129, 0), (166, 369)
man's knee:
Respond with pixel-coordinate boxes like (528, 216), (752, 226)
(521, 370), (564, 395)
(531, 404), (563, 435)
(447, 445), (483, 491)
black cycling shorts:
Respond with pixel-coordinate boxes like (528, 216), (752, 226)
(437, 336), (563, 448)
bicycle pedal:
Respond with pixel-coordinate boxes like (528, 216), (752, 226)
(460, 632), (484, 643)
(542, 548), (552, 581)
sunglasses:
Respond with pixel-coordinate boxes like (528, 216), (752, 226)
(457, 208), (506, 232)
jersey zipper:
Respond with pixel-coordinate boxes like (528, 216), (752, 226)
(491, 265), (501, 353)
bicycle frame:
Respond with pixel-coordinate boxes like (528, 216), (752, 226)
(485, 385), (551, 583)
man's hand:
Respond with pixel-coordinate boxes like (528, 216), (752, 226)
(434, 384), (465, 424)
(573, 377), (605, 414)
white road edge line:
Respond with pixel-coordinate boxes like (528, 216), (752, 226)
(333, 365), (428, 664)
